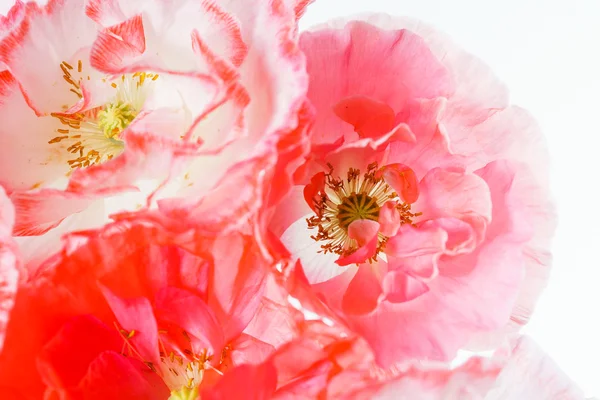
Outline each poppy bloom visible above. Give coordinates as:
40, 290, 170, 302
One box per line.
0, 0, 311, 271
0, 201, 285, 399
273, 16, 555, 367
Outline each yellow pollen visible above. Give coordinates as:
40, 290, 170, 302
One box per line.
97, 101, 137, 139
168, 386, 199, 400
306, 163, 422, 262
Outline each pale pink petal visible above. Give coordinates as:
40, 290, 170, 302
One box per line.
385, 223, 447, 279
484, 336, 585, 400
414, 167, 492, 245
230, 334, 275, 366
300, 20, 453, 144
378, 201, 401, 237
470, 160, 553, 345
382, 270, 430, 304
387, 98, 459, 179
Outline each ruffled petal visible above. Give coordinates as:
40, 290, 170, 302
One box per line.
0, 187, 19, 353
300, 20, 453, 144
0, 71, 69, 192
0, 0, 98, 115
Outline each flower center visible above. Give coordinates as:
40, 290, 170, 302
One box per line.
306, 163, 421, 261
116, 326, 226, 397
97, 101, 137, 139
48, 61, 158, 169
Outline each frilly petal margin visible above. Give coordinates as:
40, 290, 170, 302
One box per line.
0, 187, 19, 353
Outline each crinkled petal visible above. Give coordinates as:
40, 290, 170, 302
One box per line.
0, 0, 98, 115
300, 20, 453, 144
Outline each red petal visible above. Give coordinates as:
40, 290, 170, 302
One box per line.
302, 172, 326, 213
341, 264, 382, 315
333, 96, 396, 139
79, 351, 169, 400
37, 315, 123, 390
201, 362, 277, 400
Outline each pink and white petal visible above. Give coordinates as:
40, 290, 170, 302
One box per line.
0, 1, 26, 37
281, 215, 348, 284
154, 286, 225, 354
0, 0, 98, 115
300, 20, 453, 144
13, 198, 105, 273
0, 71, 69, 192
99, 285, 160, 365
88, 0, 247, 71
471, 160, 554, 344
483, 336, 585, 400
78, 350, 170, 400
351, 356, 501, 399
10, 189, 97, 236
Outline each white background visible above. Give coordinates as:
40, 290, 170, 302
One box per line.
298, 0, 600, 396
1, 0, 599, 396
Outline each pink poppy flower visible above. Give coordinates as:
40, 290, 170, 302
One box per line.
0, 0, 311, 271
273, 16, 555, 367
0, 206, 289, 399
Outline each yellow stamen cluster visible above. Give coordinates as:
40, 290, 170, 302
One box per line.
115, 324, 227, 397
48, 61, 159, 169
306, 162, 422, 262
